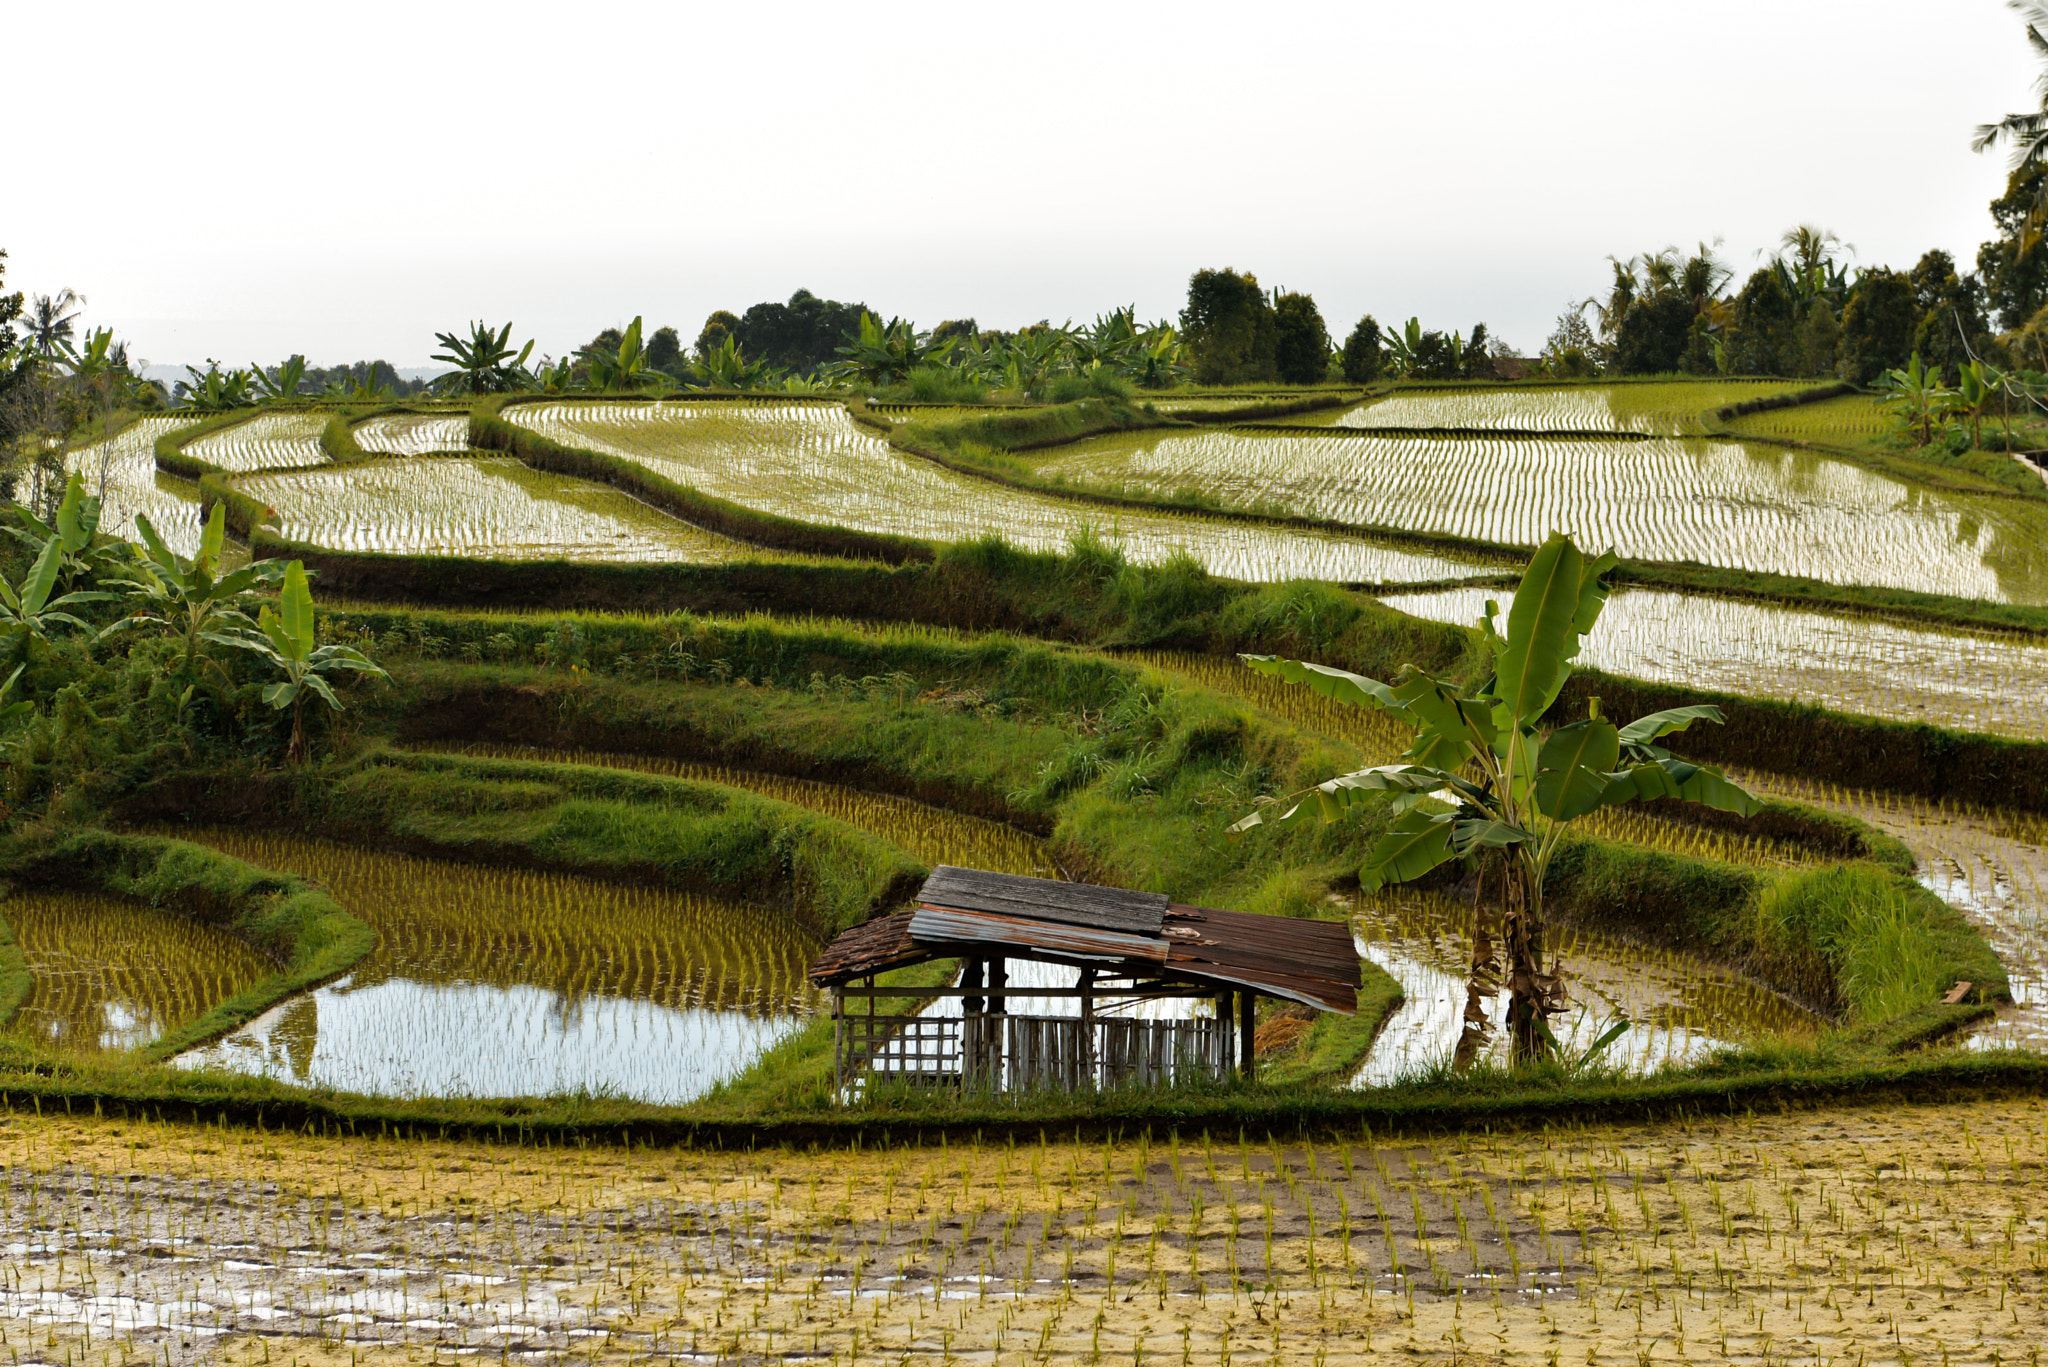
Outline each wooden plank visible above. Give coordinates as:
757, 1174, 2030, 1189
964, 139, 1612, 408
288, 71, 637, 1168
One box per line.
908, 907, 1169, 965
920, 866, 1166, 934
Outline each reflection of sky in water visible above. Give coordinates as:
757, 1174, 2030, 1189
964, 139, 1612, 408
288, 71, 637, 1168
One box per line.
175, 975, 805, 1104
1735, 772, 2048, 1056
1349, 902, 1817, 1087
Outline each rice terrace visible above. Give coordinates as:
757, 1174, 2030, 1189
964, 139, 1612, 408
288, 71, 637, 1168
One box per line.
14, 10, 2048, 1365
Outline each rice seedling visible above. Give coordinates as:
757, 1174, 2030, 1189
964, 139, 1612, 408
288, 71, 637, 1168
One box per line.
1385, 584, 2048, 739
419, 742, 1058, 878
1285, 380, 1808, 435
234, 456, 785, 563
1034, 427, 2048, 601
184, 411, 332, 473
506, 398, 1507, 584
2, 888, 277, 1054
156, 828, 822, 1102
1347, 886, 1820, 1084
10, 1094, 2041, 1365
1721, 391, 1896, 445
1733, 773, 2048, 1053
349, 412, 475, 455
58, 414, 211, 555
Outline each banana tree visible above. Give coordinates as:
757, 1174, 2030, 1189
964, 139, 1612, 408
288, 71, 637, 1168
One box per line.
1878, 353, 1959, 446
1957, 360, 2000, 450
430, 321, 534, 396
829, 313, 950, 387
686, 335, 782, 391
0, 533, 117, 662
580, 316, 661, 393
7, 473, 116, 589
98, 504, 288, 680
252, 355, 307, 402
219, 561, 385, 764
1231, 533, 1761, 1060
174, 363, 259, 411
1382, 317, 1425, 377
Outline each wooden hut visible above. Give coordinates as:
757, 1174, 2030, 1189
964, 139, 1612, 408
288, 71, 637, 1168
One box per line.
810, 866, 1362, 1094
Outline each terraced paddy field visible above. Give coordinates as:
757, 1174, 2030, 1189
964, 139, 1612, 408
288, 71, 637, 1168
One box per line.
8, 1097, 2043, 1366
1720, 391, 1894, 445
507, 399, 1512, 585
419, 743, 1059, 878
1737, 776, 2048, 1055
235, 456, 774, 563
1, 888, 277, 1056
1035, 428, 2048, 601
349, 412, 473, 455
60, 414, 208, 553
1283, 380, 1807, 434
161, 830, 820, 1103
1384, 585, 2048, 738
183, 412, 330, 473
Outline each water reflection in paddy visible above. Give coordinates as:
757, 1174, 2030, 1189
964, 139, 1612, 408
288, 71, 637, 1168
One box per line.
159, 828, 820, 1104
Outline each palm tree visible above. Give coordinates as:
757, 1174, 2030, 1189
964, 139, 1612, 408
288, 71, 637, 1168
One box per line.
1975, 2, 2048, 228
1588, 258, 1640, 341
1678, 241, 1733, 317
20, 289, 85, 358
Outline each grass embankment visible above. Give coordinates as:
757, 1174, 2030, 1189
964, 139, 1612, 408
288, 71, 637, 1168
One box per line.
118, 749, 923, 941
0, 829, 373, 1064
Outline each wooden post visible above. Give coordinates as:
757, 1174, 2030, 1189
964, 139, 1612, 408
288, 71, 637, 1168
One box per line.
832, 985, 844, 1097
1238, 989, 1256, 1080
988, 957, 1007, 1013
1080, 968, 1097, 1089
1216, 989, 1233, 1077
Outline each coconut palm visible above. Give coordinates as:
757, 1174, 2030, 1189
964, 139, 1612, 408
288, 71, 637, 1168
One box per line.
19, 289, 85, 358
1975, 2, 2048, 237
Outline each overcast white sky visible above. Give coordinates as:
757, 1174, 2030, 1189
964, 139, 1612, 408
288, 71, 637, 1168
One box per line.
5, 1, 2042, 370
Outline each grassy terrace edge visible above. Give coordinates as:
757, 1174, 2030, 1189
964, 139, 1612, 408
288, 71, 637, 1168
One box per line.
0, 829, 375, 1064
3, 1052, 2040, 1148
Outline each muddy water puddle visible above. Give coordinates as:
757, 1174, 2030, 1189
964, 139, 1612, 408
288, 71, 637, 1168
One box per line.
1, 888, 277, 1055
5, 1097, 2044, 1366
152, 829, 819, 1103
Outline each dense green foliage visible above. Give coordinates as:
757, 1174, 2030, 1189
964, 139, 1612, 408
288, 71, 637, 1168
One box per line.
1271, 291, 1331, 385
1180, 269, 1278, 385
1340, 315, 1384, 382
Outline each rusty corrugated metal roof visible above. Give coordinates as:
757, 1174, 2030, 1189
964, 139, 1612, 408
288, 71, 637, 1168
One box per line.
810, 871, 1361, 1015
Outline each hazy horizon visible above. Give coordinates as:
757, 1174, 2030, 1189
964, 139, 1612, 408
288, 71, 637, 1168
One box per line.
8, 1, 2039, 372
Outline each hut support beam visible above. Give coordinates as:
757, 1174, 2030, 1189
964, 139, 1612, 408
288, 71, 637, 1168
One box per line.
1238, 989, 1256, 1080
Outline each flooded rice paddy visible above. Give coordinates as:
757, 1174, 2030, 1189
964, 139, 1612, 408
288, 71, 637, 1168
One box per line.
60, 415, 210, 555
348, 412, 474, 455
1384, 585, 2048, 739
1737, 775, 2048, 1054
233, 457, 770, 563
184, 412, 331, 473
1, 888, 277, 1055
1721, 391, 1895, 445
506, 398, 1511, 584
1284, 380, 1805, 435
1347, 888, 1819, 1084
1035, 428, 2048, 602
160, 829, 820, 1103
7, 1097, 2042, 1366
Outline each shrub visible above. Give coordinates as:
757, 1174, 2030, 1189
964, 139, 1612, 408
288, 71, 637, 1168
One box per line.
1044, 369, 1133, 403
1838, 268, 1916, 384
